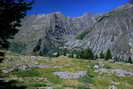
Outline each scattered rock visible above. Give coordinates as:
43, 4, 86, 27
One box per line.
95, 68, 133, 77
53, 71, 87, 79
37, 87, 53, 89
94, 65, 99, 69
53, 66, 63, 68
33, 65, 51, 68
2, 70, 9, 74
37, 77, 48, 81
45, 87, 53, 89
108, 85, 117, 89
111, 81, 119, 85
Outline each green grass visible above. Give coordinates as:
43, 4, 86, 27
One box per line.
2, 55, 133, 89
79, 74, 95, 83
78, 87, 90, 89
40, 71, 63, 84
28, 81, 47, 87
13, 69, 41, 77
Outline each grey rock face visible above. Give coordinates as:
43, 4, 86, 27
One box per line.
67, 3, 133, 60
10, 2, 133, 60
10, 12, 95, 55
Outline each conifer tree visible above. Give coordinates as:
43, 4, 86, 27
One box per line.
128, 56, 132, 64
95, 54, 98, 60
0, 0, 32, 48
100, 51, 105, 59
105, 49, 112, 60
80, 48, 94, 60
0, 1, 32, 88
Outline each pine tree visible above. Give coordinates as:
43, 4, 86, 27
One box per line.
100, 51, 105, 59
95, 54, 98, 60
105, 49, 112, 60
0, 0, 32, 49
128, 56, 132, 64
80, 48, 94, 60
63, 49, 67, 56
113, 56, 119, 62
68, 53, 74, 58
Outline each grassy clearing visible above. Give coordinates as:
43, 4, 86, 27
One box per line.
2, 56, 133, 89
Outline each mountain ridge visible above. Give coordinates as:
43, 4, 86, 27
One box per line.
10, 11, 95, 55
10, 2, 133, 60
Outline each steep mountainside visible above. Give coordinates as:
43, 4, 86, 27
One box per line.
67, 2, 133, 60
10, 12, 95, 55
10, 2, 133, 60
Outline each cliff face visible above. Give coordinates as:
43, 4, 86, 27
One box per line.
67, 3, 133, 59
10, 12, 95, 55
10, 2, 133, 59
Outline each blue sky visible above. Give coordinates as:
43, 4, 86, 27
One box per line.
28, 0, 129, 17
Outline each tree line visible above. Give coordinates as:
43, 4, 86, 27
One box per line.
55, 47, 133, 64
